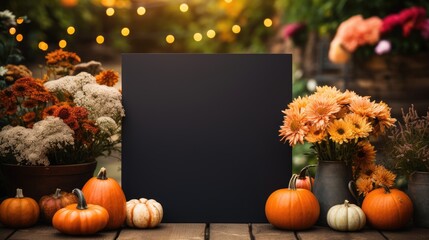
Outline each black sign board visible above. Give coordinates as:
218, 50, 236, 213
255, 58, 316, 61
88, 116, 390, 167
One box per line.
122, 54, 292, 222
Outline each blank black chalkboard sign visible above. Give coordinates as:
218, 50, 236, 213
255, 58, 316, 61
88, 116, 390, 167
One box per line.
122, 54, 292, 223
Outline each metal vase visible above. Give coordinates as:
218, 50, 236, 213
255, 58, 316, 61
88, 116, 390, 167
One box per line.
313, 160, 356, 226
408, 171, 429, 228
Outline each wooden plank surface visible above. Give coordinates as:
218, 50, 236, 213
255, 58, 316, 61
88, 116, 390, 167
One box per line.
209, 224, 249, 240
381, 227, 429, 240
8, 225, 118, 240
117, 223, 205, 240
296, 226, 385, 240
0, 226, 15, 240
251, 224, 296, 240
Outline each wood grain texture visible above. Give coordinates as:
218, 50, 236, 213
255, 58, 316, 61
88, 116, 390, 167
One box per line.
381, 227, 429, 240
8, 225, 118, 240
117, 223, 205, 240
209, 224, 250, 240
296, 226, 385, 240
251, 224, 297, 240
0, 225, 15, 240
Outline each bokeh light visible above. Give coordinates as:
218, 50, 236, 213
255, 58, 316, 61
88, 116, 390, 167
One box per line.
166, 34, 175, 44
193, 33, 202, 41
16, 34, 23, 42
206, 29, 216, 38
9, 27, 16, 35
264, 18, 273, 27
38, 41, 48, 51
180, 3, 189, 12
137, 6, 146, 15
121, 27, 130, 36
59, 39, 67, 48
106, 8, 115, 16
67, 26, 75, 35
96, 35, 105, 44
232, 25, 241, 34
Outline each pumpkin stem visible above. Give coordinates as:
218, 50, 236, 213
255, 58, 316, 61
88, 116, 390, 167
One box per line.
344, 199, 349, 207
72, 188, 88, 210
15, 188, 24, 198
381, 184, 391, 194
288, 174, 298, 190
298, 164, 317, 179
53, 188, 62, 198
96, 167, 108, 180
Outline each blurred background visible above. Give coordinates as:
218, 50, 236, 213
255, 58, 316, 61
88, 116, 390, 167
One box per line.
1, 0, 429, 181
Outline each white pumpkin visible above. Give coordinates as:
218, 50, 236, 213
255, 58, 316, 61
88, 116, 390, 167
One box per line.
126, 198, 163, 228
327, 200, 366, 231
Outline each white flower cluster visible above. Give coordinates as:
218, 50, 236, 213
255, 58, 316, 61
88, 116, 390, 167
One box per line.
74, 83, 125, 121
0, 117, 74, 166
96, 116, 118, 135
0, 10, 16, 27
44, 72, 96, 96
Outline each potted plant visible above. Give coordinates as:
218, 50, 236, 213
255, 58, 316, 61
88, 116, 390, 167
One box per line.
382, 105, 429, 227
0, 46, 124, 201
279, 85, 397, 226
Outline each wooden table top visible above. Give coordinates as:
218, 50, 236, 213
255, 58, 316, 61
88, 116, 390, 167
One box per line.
1, 223, 428, 240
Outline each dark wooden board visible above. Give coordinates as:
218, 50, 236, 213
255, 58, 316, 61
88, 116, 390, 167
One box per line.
118, 224, 205, 240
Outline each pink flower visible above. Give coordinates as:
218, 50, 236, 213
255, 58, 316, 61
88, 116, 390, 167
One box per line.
381, 15, 402, 34
399, 6, 427, 37
420, 19, 429, 39
282, 23, 305, 39
375, 40, 391, 55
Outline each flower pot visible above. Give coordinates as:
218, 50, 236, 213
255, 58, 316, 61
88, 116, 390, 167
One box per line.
408, 171, 429, 228
312, 160, 355, 226
0, 161, 96, 201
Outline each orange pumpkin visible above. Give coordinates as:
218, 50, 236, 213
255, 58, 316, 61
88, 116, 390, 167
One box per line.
39, 188, 78, 223
265, 175, 320, 230
82, 167, 126, 230
362, 187, 413, 230
295, 164, 316, 191
53, 188, 109, 235
0, 188, 40, 228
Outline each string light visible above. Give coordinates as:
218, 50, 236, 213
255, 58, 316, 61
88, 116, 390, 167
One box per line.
9, 27, 16, 35
179, 3, 189, 12
16, 34, 23, 42
121, 27, 130, 36
67, 26, 75, 35
106, 8, 115, 16
38, 41, 48, 51
166, 34, 175, 44
59, 39, 67, 48
232, 24, 241, 34
206, 29, 216, 38
193, 33, 202, 41
96, 35, 105, 44
264, 18, 273, 27
16, 17, 24, 24
137, 6, 146, 15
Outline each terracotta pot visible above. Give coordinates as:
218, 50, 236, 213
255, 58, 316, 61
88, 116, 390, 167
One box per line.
0, 161, 96, 201
408, 171, 429, 228
312, 160, 356, 226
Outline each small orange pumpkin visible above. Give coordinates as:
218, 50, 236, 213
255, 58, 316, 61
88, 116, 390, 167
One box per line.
39, 188, 78, 223
265, 175, 320, 230
295, 164, 316, 191
82, 167, 126, 230
362, 186, 413, 230
52, 188, 109, 235
0, 188, 40, 228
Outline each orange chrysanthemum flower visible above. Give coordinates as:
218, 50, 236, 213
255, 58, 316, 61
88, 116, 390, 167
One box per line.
82, 120, 99, 135
345, 113, 372, 138
305, 125, 326, 143
42, 105, 58, 119
45, 49, 81, 67
287, 96, 309, 113
356, 175, 374, 196
372, 102, 396, 135
53, 105, 75, 124
279, 108, 309, 146
71, 106, 89, 120
327, 119, 354, 144
22, 111, 36, 123
305, 96, 341, 129
349, 96, 377, 118
353, 141, 376, 171
22, 99, 38, 109
372, 165, 396, 188
95, 70, 119, 87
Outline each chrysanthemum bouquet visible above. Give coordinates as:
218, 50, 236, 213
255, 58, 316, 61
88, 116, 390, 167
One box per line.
279, 86, 397, 196
0, 49, 124, 166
